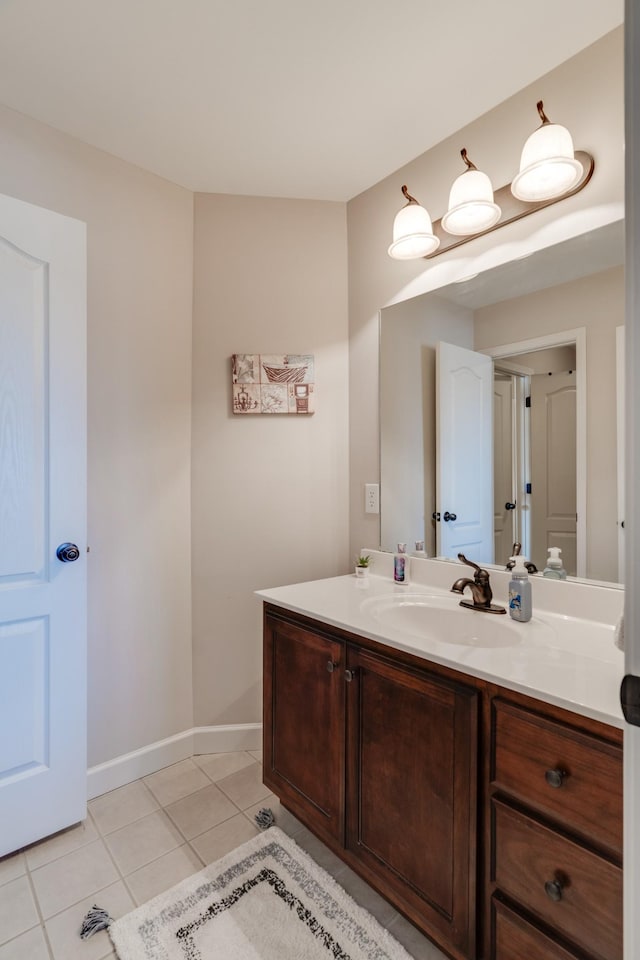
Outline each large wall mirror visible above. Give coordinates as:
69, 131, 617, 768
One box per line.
380, 219, 625, 585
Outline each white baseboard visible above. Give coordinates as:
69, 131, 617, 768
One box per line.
87, 723, 263, 800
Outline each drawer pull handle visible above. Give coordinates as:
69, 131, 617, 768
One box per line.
544, 878, 565, 902
545, 768, 567, 788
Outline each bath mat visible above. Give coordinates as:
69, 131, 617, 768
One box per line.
108, 825, 413, 960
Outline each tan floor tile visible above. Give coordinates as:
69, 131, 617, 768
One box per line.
387, 914, 448, 959
0, 926, 50, 960
189, 813, 259, 865
143, 759, 210, 807
335, 866, 399, 928
30, 840, 119, 919
125, 844, 203, 905
103, 810, 183, 876
164, 784, 237, 840
249, 749, 263, 763
292, 827, 348, 878
89, 781, 159, 835
243, 794, 305, 837
0, 877, 38, 946
25, 818, 98, 870
0, 854, 25, 887
216, 761, 270, 810
45, 880, 133, 960
193, 751, 255, 782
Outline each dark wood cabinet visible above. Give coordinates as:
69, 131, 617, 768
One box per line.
263, 603, 623, 960
488, 697, 623, 960
345, 646, 478, 958
263, 612, 345, 845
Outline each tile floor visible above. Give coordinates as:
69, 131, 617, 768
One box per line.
0, 750, 446, 960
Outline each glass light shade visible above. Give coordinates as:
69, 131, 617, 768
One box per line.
441, 168, 501, 237
388, 202, 440, 260
511, 122, 583, 202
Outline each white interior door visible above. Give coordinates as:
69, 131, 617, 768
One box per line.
529, 370, 577, 575
616, 325, 625, 583
436, 341, 493, 561
0, 192, 87, 856
493, 375, 515, 565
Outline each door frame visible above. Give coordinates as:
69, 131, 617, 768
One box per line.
624, 2, 640, 955
481, 327, 587, 578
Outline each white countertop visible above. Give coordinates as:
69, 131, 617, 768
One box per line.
257, 556, 625, 728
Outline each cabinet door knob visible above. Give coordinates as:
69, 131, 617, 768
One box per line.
544, 878, 565, 902
545, 768, 567, 789
327, 660, 336, 673
345, 669, 356, 682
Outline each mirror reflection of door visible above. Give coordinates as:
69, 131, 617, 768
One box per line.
494, 345, 577, 575
493, 374, 516, 564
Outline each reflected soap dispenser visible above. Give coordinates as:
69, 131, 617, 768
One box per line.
394, 543, 409, 584
412, 540, 427, 559
543, 547, 567, 580
508, 556, 532, 622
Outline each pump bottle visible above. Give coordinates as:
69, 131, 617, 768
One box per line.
543, 546, 567, 579
508, 556, 532, 622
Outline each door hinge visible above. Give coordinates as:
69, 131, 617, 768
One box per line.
525, 483, 532, 494
525, 396, 531, 408
621, 675, 640, 727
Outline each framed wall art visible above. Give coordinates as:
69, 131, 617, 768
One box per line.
231, 354, 315, 415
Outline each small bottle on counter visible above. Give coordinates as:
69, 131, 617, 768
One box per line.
543, 546, 567, 579
412, 540, 427, 559
394, 543, 409, 584
508, 556, 532, 622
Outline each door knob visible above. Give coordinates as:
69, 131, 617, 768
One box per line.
443, 511, 457, 522
56, 542, 80, 563
432, 511, 441, 521
505, 502, 516, 510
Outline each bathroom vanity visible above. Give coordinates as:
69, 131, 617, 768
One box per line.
258, 557, 624, 960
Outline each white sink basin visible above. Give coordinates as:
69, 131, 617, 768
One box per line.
360, 592, 532, 648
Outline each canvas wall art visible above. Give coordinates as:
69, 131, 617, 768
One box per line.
231, 354, 315, 415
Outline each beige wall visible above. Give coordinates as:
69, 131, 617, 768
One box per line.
191, 194, 349, 727
347, 28, 624, 562
0, 104, 195, 765
475, 266, 623, 582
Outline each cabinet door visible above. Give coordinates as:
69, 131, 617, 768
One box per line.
345, 647, 478, 959
263, 613, 345, 844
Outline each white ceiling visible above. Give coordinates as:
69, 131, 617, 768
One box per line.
0, 1, 623, 201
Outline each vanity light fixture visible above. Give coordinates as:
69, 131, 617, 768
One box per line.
441, 149, 501, 237
387, 185, 440, 260
388, 100, 593, 261
511, 101, 583, 202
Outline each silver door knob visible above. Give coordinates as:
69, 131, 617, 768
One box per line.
56, 542, 80, 563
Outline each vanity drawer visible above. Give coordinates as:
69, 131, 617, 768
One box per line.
493, 898, 584, 960
492, 699, 622, 857
493, 798, 622, 960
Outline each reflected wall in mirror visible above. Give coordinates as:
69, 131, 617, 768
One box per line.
380, 220, 625, 584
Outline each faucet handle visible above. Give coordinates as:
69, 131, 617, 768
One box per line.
457, 553, 489, 581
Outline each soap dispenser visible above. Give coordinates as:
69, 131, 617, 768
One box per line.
412, 540, 427, 559
508, 556, 532, 622
543, 547, 567, 580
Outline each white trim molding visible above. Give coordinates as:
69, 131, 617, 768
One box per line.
87, 724, 263, 800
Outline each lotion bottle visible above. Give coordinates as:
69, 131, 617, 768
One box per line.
394, 543, 409, 584
543, 546, 567, 579
508, 556, 532, 622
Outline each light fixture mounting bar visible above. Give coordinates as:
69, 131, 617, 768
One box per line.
423, 149, 594, 259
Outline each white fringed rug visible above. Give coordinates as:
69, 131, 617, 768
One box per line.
109, 826, 413, 960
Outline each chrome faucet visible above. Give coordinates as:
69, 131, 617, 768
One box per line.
451, 554, 506, 614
